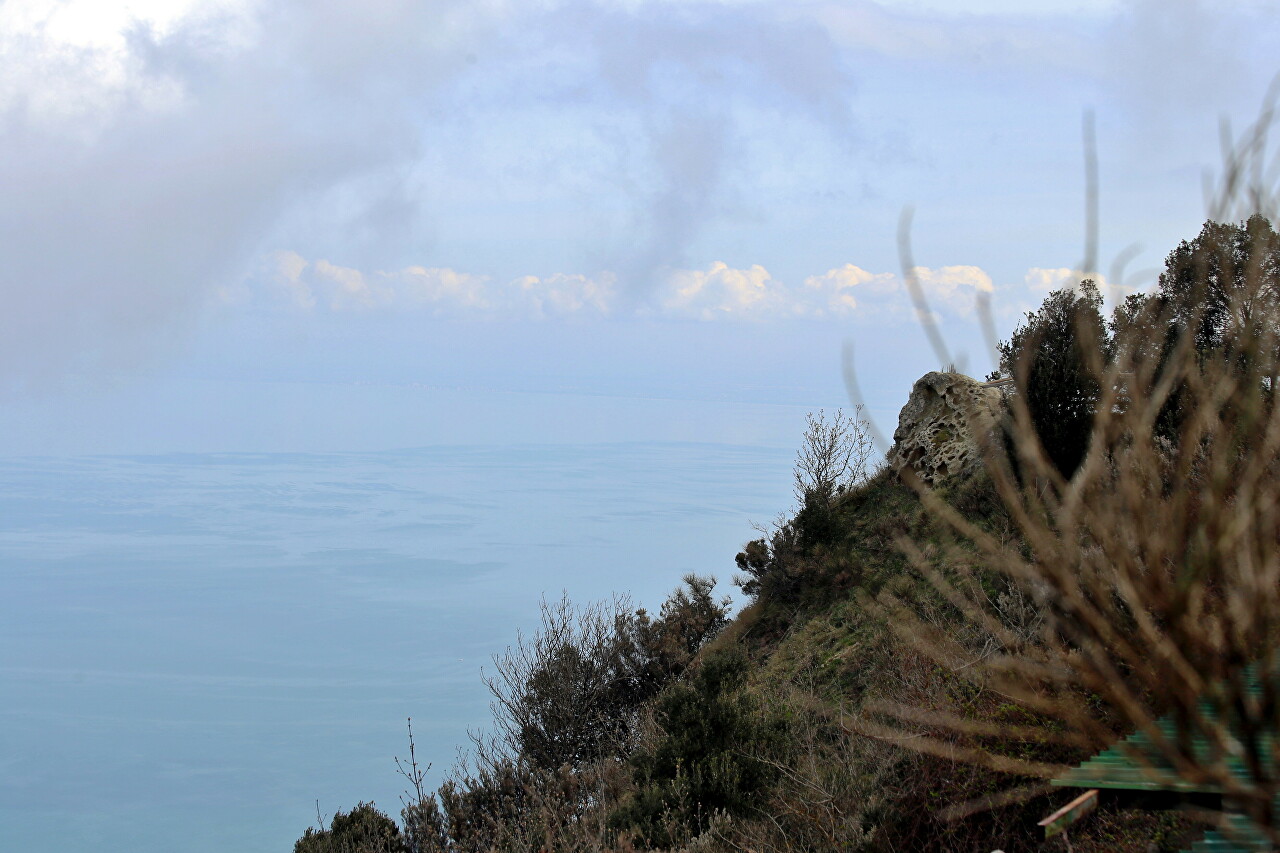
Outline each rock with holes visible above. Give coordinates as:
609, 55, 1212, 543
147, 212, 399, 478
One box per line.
888, 372, 1004, 484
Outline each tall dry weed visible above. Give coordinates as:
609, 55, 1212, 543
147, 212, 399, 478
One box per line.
857, 87, 1280, 840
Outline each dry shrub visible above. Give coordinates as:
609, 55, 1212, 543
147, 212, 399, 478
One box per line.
710, 685, 882, 853
862, 90, 1280, 841
396, 577, 731, 853
432, 755, 633, 853
716, 663, 1058, 853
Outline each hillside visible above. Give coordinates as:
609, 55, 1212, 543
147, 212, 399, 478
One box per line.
294, 455, 1207, 852
296, 213, 1280, 853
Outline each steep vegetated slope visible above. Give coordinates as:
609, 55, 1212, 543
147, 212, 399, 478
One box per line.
296, 210, 1280, 852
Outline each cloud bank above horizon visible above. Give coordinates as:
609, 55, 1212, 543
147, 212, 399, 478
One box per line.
1, 0, 1276, 387
255, 251, 1122, 322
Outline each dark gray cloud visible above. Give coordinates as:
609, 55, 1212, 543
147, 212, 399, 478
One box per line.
1106, 0, 1278, 125
0, 0, 863, 390
3, 0, 1275, 392
549, 0, 856, 301
0, 0, 498, 390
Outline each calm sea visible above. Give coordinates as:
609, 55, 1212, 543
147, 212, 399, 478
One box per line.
0, 442, 793, 853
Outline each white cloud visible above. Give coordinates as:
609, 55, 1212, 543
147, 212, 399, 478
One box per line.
272, 256, 492, 313
802, 264, 899, 314
512, 273, 616, 319
273, 250, 315, 309
660, 262, 785, 319
0, 0, 504, 388
262, 253, 621, 318
1026, 266, 1080, 293
801, 263, 996, 318
251, 254, 1022, 323
0, 0, 254, 131
910, 265, 994, 315
1024, 267, 1129, 304
401, 267, 492, 311
255, 257, 785, 319
808, 1, 1099, 75
313, 260, 383, 309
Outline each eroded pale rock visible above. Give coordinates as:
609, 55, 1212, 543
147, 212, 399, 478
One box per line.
888, 372, 1004, 484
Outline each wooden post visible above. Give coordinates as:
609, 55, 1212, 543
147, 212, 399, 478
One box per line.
1038, 789, 1099, 839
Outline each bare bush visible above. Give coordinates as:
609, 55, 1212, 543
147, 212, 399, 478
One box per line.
396, 578, 729, 853
431, 750, 632, 853
714, 684, 884, 853
793, 407, 875, 506
483, 577, 730, 776
485, 593, 639, 772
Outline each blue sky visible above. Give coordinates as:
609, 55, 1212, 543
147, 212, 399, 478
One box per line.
2, 0, 1277, 453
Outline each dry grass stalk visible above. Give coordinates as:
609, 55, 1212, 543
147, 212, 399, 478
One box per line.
859, 89, 1280, 839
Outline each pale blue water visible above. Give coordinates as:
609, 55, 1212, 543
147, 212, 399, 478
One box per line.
0, 442, 793, 853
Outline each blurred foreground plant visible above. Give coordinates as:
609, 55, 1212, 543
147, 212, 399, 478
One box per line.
863, 90, 1280, 841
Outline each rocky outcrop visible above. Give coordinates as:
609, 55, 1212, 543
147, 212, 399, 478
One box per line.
888, 372, 1004, 484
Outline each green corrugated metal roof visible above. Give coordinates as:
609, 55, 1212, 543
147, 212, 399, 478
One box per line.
1054, 664, 1277, 793
1051, 711, 1276, 793
1049, 665, 1278, 853
1183, 813, 1275, 852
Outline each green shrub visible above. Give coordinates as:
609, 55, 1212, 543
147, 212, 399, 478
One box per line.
294, 802, 406, 853
610, 648, 780, 848
484, 575, 730, 775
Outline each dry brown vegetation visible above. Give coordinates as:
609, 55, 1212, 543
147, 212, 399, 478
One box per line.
863, 93, 1280, 848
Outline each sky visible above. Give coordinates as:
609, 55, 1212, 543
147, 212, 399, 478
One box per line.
1, 0, 1279, 452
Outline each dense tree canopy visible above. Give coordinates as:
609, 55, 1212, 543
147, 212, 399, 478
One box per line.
990, 215, 1280, 476
1111, 214, 1280, 436
1157, 213, 1280, 358
997, 279, 1107, 478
